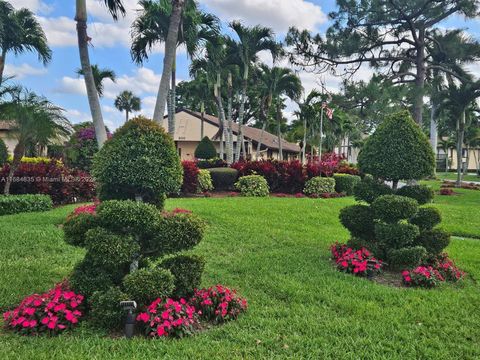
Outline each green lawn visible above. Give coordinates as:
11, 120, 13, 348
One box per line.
437, 172, 480, 183
1, 184, 479, 359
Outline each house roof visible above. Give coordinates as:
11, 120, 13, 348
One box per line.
174, 109, 301, 153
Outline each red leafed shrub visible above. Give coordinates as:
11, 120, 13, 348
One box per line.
164, 208, 193, 216
73, 203, 97, 216
402, 266, 444, 288
190, 285, 248, 323
181, 161, 200, 194
3, 283, 84, 335
318, 192, 347, 199
439, 188, 454, 196
0, 162, 95, 204
136, 298, 198, 338
336, 162, 360, 176
306, 153, 344, 178
330, 243, 383, 276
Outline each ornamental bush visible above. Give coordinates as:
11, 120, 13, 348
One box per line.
371, 195, 418, 223
63, 213, 98, 247
208, 168, 238, 191
70, 256, 116, 298
333, 174, 361, 195
92, 116, 182, 206
387, 246, 427, 268
303, 177, 335, 196
0, 138, 7, 166
353, 175, 393, 204
195, 137, 217, 160
197, 169, 214, 193
410, 207, 442, 231
158, 254, 205, 298
89, 287, 129, 330
339, 204, 375, 239
0, 194, 53, 216
375, 223, 420, 248
123, 268, 175, 305
181, 161, 199, 194
357, 111, 435, 186
235, 175, 270, 197
414, 229, 451, 255
396, 185, 434, 205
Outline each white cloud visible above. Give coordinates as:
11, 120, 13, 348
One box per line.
54, 76, 86, 95
4, 63, 47, 79
8, 0, 53, 14
203, 0, 326, 33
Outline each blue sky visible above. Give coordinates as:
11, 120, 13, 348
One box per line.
5, 0, 480, 130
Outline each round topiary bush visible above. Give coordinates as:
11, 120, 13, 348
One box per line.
333, 174, 361, 195
158, 254, 205, 298
122, 267, 174, 305
339, 204, 375, 239
396, 185, 434, 205
197, 169, 214, 193
70, 256, 116, 298
89, 287, 129, 330
410, 207, 442, 231
414, 229, 451, 255
303, 177, 336, 196
0, 138, 8, 166
353, 175, 393, 204
357, 111, 435, 188
63, 213, 98, 247
388, 246, 427, 268
375, 222, 420, 248
235, 175, 270, 197
92, 116, 182, 206
372, 195, 419, 223
195, 136, 217, 160
208, 167, 238, 191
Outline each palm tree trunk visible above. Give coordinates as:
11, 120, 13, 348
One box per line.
430, 100, 438, 175
256, 122, 267, 159
302, 115, 307, 164
125, 109, 129, 122
75, 0, 108, 148
276, 104, 283, 161
464, 143, 470, 176
200, 102, 205, 139
167, 55, 177, 136
4, 142, 24, 195
0, 50, 6, 86
153, 0, 184, 124
413, 30, 426, 125
227, 73, 234, 164
456, 111, 465, 187
236, 71, 249, 161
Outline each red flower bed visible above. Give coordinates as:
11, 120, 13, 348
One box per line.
181, 161, 200, 194
336, 162, 360, 175
190, 285, 248, 324
3, 283, 84, 335
402, 266, 444, 288
439, 188, 454, 196
433, 254, 465, 282
0, 162, 95, 204
330, 243, 383, 277
136, 298, 198, 338
72, 203, 97, 216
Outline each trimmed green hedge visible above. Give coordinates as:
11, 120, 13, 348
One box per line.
304, 177, 335, 196
0, 194, 53, 216
333, 174, 361, 195
208, 167, 238, 191
235, 175, 270, 197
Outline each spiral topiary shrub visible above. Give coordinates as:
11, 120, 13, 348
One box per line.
414, 229, 451, 255
92, 116, 182, 206
158, 254, 205, 298
339, 204, 375, 239
375, 223, 420, 248
387, 246, 427, 268
396, 185, 434, 205
353, 175, 393, 204
410, 207, 442, 231
303, 177, 335, 196
371, 195, 418, 223
89, 287, 129, 330
122, 268, 175, 305
333, 174, 361, 195
235, 175, 270, 197
63, 213, 98, 247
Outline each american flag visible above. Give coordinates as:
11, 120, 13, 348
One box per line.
322, 102, 334, 120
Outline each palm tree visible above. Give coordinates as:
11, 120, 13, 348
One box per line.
75, 0, 125, 148
131, 0, 219, 135
114, 90, 141, 122
76, 64, 116, 98
0, 90, 70, 195
0, 1, 51, 85
226, 21, 281, 160
294, 89, 322, 162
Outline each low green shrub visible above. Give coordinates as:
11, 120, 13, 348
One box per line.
333, 174, 361, 195
396, 185, 434, 205
0, 139, 7, 166
415, 229, 451, 255
147, 212, 206, 257
85, 228, 139, 271
89, 287, 129, 330
375, 223, 420, 248
372, 195, 418, 223
122, 268, 174, 305
347, 237, 384, 257
235, 175, 270, 197
195, 136, 217, 160
63, 213, 98, 247
70, 256, 116, 298
303, 177, 335, 196
410, 207, 442, 231
353, 175, 393, 204
158, 254, 205, 298
339, 204, 375, 239
388, 246, 427, 268
0, 194, 52, 216
208, 168, 238, 190
197, 169, 214, 193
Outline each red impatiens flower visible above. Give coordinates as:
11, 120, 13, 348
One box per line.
330, 243, 383, 277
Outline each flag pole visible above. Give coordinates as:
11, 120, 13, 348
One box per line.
319, 104, 324, 166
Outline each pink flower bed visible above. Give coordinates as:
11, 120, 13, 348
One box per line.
402, 266, 444, 288
3, 283, 84, 335
330, 243, 383, 277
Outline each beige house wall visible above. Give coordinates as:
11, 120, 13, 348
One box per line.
441, 148, 480, 171
0, 131, 17, 154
